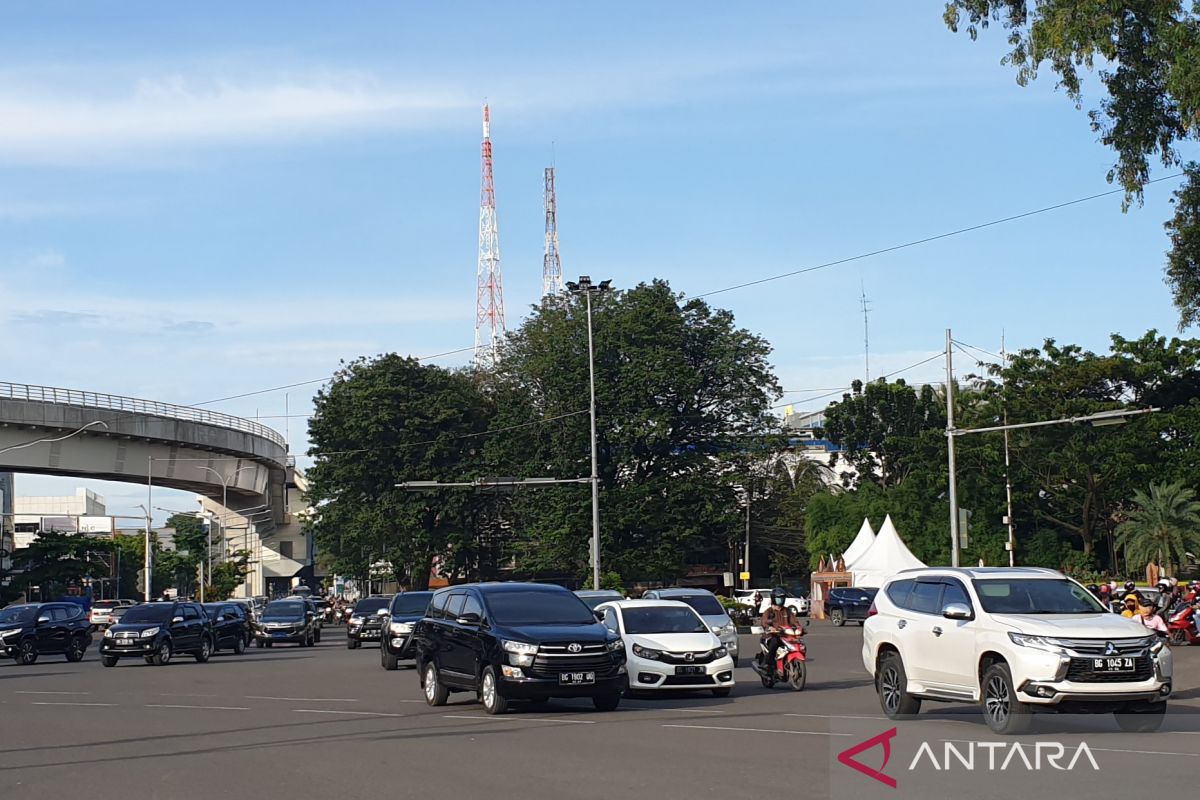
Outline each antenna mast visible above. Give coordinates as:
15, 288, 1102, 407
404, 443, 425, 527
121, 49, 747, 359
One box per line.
860, 281, 871, 383
542, 166, 564, 298
475, 103, 506, 366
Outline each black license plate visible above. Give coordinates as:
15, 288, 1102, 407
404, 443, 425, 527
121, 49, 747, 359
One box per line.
1092, 657, 1135, 672
361, 632, 379, 639
559, 671, 595, 685
675, 665, 705, 675
272, 631, 288, 637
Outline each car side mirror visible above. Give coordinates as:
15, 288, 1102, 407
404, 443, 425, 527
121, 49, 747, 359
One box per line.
456, 612, 481, 626
594, 610, 606, 622
942, 603, 973, 621
172, 616, 184, 625
36, 615, 50, 625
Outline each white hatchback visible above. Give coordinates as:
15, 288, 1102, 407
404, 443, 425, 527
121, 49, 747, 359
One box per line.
596, 600, 735, 696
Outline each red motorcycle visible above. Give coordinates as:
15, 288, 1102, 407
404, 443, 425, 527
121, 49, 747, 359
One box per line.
1168, 604, 1200, 645
751, 626, 807, 690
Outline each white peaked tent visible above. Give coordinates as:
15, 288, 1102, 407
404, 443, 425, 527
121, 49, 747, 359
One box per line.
841, 518, 876, 569
850, 514, 927, 588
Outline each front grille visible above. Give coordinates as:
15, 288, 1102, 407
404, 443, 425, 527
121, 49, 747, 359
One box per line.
663, 674, 716, 686
528, 653, 617, 679
1066, 656, 1153, 683
540, 642, 606, 654
1055, 637, 1149, 656
659, 650, 718, 665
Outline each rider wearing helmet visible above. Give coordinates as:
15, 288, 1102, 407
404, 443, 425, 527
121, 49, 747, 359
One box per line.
758, 588, 802, 672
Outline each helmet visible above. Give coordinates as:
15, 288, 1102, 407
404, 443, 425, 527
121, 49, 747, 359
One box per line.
1157, 579, 1171, 590
770, 587, 787, 606
1087, 584, 1100, 593
1124, 580, 1137, 593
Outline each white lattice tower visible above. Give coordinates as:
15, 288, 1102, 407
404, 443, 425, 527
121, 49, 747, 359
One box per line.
542, 167, 563, 298
475, 103, 506, 366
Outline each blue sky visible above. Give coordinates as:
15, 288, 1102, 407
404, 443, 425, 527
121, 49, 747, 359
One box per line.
1, 2, 1187, 521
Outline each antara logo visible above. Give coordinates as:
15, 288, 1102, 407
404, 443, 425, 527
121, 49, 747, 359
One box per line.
837, 729, 1100, 788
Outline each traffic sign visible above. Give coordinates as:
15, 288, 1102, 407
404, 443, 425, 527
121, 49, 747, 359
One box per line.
738, 571, 750, 581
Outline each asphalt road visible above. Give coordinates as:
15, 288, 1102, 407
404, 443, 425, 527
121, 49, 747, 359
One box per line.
1, 622, 1199, 799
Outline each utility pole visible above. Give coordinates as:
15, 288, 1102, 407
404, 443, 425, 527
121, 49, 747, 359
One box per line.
861, 282, 871, 383
1001, 331, 1016, 567
945, 329, 960, 568
145, 457, 153, 599
743, 485, 751, 591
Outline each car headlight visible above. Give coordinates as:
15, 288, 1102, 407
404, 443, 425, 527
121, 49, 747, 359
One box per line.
140, 627, 159, 638
1008, 632, 1069, 654
0, 629, 20, 640
389, 621, 413, 636
103, 628, 114, 638
715, 646, 728, 658
503, 639, 538, 667
349, 616, 363, 625
606, 638, 624, 652
1151, 637, 1166, 656
632, 643, 662, 661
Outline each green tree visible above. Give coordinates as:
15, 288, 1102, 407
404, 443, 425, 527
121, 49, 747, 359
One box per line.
942, 1, 1200, 326
486, 280, 782, 582
205, 551, 250, 601
1115, 480, 1200, 574
165, 513, 207, 564
306, 354, 492, 589
9, 531, 113, 600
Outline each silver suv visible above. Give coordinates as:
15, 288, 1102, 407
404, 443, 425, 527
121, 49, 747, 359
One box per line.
862, 567, 1172, 734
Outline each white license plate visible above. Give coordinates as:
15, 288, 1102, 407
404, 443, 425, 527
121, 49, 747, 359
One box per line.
1092, 657, 1135, 672
559, 671, 595, 685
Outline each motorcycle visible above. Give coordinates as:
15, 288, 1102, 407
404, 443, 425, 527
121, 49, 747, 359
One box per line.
750, 626, 807, 691
1168, 604, 1200, 646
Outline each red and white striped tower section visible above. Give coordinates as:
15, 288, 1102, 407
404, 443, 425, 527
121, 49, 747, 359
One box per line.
474, 103, 506, 366
542, 166, 563, 298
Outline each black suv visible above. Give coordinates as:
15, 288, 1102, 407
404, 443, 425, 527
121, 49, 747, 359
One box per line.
412, 583, 626, 715
346, 596, 390, 649
100, 601, 215, 666
254, 598, 318, 647
380, 591, 433, 670
203, 603, 251, 654
824, 587, 878, 626
0, 602, 94, 665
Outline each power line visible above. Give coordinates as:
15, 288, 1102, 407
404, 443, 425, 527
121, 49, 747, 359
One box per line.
698, 173, 1183, 298
953, 339, 1006, 362
771, 352, 948, 410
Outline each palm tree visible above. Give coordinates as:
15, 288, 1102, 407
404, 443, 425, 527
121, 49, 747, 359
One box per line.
1115, 481, 1200, 575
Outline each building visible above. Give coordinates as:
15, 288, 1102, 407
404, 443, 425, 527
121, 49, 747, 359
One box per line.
13, 487, 113, 548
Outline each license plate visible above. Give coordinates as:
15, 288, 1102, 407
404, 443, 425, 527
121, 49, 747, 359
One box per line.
675, 665, 705, 675
362, 632, 379, 639
1092, 657, 1135, 672
559, 671, 595, 685
272, 631, 287, 637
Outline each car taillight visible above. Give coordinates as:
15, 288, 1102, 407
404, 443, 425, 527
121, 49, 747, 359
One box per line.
867, 601, 878, 617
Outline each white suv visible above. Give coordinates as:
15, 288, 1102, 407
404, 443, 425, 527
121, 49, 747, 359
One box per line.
863, 567, 1172, 734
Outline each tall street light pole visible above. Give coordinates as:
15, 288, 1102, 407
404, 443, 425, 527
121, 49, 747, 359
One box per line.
567, 276, 612, 591
945, 329, 960, 567
199, 465, 255, 575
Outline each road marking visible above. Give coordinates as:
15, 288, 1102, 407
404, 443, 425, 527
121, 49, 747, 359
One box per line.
442, 714, 596, 725
663, 724, 851, 737
146, 704, 250, 711
785, 713, 890, 721
292, 709, 405, 717
676, 709, 726, 714
158, 693, 220, 698
32, 702, 117, 707
17, 691, 90, 695
247, 696, 359, 702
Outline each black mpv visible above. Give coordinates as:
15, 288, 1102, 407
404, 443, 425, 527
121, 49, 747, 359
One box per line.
0, 603, 93, 665
100, 602, 215, 666
412, 583, 627, 715
380, 591, 433, 670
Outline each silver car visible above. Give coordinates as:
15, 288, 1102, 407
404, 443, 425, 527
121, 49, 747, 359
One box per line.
640, 588, 739, 666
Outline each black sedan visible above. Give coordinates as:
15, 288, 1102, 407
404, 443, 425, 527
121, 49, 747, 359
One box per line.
203, 603, 250, 654
0, 603, 93, 665
379, 591, 433, 670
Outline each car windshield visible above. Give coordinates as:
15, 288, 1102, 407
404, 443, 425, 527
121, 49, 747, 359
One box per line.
0, 606, 38, 624
487, 591, 595, 625
622, 606, 707, 634
120, 605, 174, 624
973, 578, 1107, 614
353, 598, 389, 614
577, 592, 622, 610
393, 594, 432, 615
93, 601, 119, 609
264, 601, 305, 616
202, 604, 230, 617
667, 594, 725, 616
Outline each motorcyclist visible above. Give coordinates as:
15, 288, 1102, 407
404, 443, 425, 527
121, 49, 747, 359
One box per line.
758, 588, 803, 673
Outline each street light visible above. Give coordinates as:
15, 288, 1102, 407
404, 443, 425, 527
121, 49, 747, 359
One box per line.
199, 465, 256, 574
135, 504, 152, 600
566, 276, 612, 591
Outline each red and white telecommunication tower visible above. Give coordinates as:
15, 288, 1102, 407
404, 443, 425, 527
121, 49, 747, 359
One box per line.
475, 103, 506, 366
542, 167, 563, 298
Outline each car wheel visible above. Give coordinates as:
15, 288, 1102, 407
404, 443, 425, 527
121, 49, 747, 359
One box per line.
831, 609, 845, 627
152, 641, 173, 666
233, 637, 245, 655
381, 647, 399, 671
16, 640, 37, 665
101, 655, 119, 668
423, 662, 449, 707
194, 637, 212, 663
480, 667, 508, 715
787, 660, 807, 691
265, 640, 273, 648
592, 691, 621, 712
1115, 701, 1167, 733
65, 636, 86, 663
878, 652, 920, 720
314, 630, 321, 643
255, 639, 264, 648
347, 638, 359, 650
981, 662, 1032, 735
711, 687, 732, 698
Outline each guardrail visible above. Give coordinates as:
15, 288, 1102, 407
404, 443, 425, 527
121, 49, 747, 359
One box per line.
0, 381, 287, 448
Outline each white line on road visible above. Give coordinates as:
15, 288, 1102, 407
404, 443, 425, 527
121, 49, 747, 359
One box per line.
31, 702, 117, 707
247, 696, 360, 702
676, 709, 726, 714
17, 691, 91, 695
158, 693, 220, 698
663, 724, 851, 737
145, 704, 250, 711
785, 713, 890, 721
442, 714, 596, 725
292, 709, 405, 717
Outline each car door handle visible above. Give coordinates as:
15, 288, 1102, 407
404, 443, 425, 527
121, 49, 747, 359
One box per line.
897, 620, 907, 629
932, 627, 943, 637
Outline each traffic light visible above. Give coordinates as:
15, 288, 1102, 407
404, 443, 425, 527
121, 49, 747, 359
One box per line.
136, 569, 145, 590
958, 508, 973, 550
